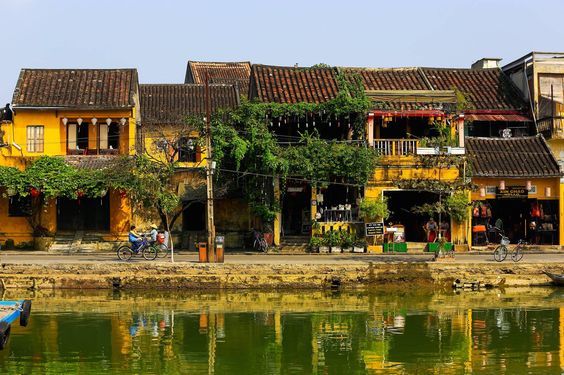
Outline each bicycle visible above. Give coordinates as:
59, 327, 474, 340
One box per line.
252, 230, 268, 253
117, 237, 158, 261
493, 230, 525, 262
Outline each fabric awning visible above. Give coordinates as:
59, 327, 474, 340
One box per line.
465, 113, 531, 122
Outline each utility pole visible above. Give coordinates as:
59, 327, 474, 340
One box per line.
205, 73, 216, 262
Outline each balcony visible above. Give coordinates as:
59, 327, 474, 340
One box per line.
374, 139, 418, 156
538, 116, 564, 139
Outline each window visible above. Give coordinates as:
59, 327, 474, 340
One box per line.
8, 195, 31, 217
27, 125, 44, 152
178, 137, 198, 162
486, 186, 496, 195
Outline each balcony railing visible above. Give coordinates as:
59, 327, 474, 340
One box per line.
538, 116, 564, 138
374, 139, 418, 156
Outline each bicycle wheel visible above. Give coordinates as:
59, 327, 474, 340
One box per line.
511, 247, 524, 262
493, 245, 507, 262
117, 245, 133, 261
143, 245, 158, 260
155, 243, 169, 258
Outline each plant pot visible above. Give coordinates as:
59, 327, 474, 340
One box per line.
353, 246, 365, 253
330, 246, 342, 253
319, 246, 330, 253
342, 247, 353, 253
263, 232, 273, 246
35, 236, 54, 251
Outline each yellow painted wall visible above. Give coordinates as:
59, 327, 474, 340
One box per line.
143, 127, 207, 169
0, 196, 56, 246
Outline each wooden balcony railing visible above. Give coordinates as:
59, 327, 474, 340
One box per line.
373, 139, 418, 156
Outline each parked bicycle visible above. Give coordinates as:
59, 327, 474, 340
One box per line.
492, 228, 525, 262
252, 229, 268, 253
117, 236, 158, 261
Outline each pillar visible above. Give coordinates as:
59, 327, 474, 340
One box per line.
367, 113, 375, 146
559, 181, 564, 247
273, 178, 281, 246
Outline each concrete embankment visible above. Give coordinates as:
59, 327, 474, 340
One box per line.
0, 261, 562, 290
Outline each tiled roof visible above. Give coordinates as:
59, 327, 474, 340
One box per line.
185, 61, 251, 95
65, 156, 120, 170
420, 68, 525, 111
140, 84, 239, 126
250, 65, 340, 104
12, 69, 138, 109
344, 67, 430, 91
466, 135, 560, 178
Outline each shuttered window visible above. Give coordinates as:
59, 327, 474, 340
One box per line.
26, 125, 44, 153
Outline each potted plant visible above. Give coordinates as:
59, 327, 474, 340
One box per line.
327, 231, 342, 253
319, 235, 330, 253
353, 237, 366, 253
341, 231, 354, 253
308, 236, 323, 253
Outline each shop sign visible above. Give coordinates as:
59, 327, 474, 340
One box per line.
365, 222, 384, 236
496, 186, 528, 199
287, 187, 303, 193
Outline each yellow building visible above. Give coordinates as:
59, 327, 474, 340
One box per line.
0, 68, 140, 247
138, 83, 245, 249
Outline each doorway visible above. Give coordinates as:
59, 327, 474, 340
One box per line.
282, 184, 311, 236
57, 196, 110, 232
384, 190, 444, 242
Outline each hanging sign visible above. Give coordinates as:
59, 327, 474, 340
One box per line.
365, 222, 384, 236
496, 186, 528, 199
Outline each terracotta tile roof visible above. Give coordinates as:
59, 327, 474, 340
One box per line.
466, 135, 560, 178
344, 67, 430, 91
140, 84, 239, 126
185, 61, 251, 95
250, 64, 340, 104
420, 68, 525, 111
65, 155, 120, 170
12, 68, 138, 109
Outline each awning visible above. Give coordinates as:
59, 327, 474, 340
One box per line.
465, 113, 531, 122
371, 109, 445, 117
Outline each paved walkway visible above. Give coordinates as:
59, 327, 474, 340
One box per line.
1, 251, 564, 265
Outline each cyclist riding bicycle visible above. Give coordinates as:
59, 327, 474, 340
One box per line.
129, 225, 143, 251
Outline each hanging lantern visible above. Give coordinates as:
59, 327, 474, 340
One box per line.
526, 180, 532, 191
119, 190, 127, 199
76, 190, 85, 199
106, 118, 112, 126
479, 187, 486, 197
91, 117, 98, 126
545, 187, 551, 197
77, 118, 83, 126
30, 187, 40, 198
120, 118, 127, 126
62, 117, 68, 126
499, 180, 505, 190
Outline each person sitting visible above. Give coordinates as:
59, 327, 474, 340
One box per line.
424, 218, 438, 242
149, 224, 158, 243
129, 225, 143, 250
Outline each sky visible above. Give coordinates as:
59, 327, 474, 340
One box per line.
1, 0, 563, 103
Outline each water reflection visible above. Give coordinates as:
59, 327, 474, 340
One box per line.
0, 288, 562, 374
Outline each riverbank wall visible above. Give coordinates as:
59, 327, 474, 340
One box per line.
0, 261, 562, 290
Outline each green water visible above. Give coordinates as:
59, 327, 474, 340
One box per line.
0, 288, 563, 374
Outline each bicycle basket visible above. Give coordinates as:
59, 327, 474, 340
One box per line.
500, 237, 510, 246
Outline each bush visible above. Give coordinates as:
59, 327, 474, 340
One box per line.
359, 197, 390, 221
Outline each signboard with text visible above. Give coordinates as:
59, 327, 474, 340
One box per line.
496, 186, 528, 199
365, 222, 384, 236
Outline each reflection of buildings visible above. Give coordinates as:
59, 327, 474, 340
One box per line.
1, 292, 563, 374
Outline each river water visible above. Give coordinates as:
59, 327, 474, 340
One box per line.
0, 287, 562, 374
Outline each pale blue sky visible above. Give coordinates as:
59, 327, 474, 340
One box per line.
1, 0, 562, 103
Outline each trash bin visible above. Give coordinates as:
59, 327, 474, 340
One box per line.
198, 242, 208, 263
215, 236, 225, 263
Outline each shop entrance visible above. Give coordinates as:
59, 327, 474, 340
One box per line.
473, 199, 559, 245
57, 196, 110, 232
384, 190, 446, 242
282, 184, 311, 236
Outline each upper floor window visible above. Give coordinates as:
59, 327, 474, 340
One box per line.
178, 137, 199, 163
27, 125, 44, 153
